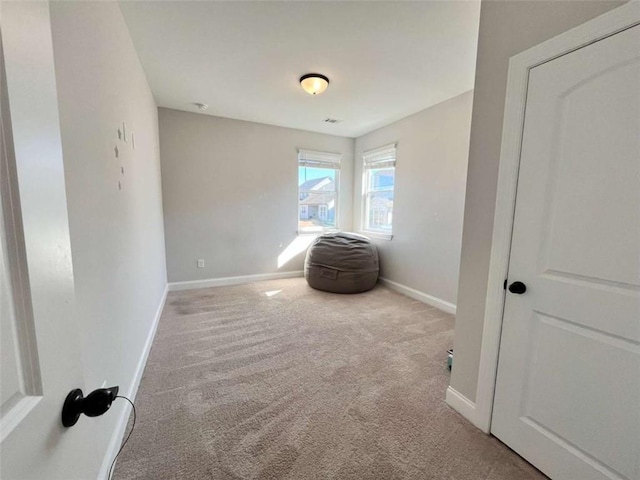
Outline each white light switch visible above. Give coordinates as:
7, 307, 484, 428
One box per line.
197, 259, 205, 269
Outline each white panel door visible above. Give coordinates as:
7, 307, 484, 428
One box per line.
492, 24, 640, 480
0, 3, 90, 479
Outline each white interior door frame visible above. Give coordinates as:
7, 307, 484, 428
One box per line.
471, 0, 640, 434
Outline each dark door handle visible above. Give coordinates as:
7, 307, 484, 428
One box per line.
508, 281, 527, 294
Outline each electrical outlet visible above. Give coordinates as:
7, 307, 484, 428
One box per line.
197, 259, 205, 269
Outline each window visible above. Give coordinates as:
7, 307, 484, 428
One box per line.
298, 149, 341, 233
362, 144, 396, 236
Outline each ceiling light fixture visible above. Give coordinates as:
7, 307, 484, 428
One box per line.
300, 73, 329, 95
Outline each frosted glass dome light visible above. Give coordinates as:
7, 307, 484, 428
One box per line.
300, 74, 329, 95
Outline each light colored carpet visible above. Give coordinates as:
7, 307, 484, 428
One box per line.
114, 278, 546, 480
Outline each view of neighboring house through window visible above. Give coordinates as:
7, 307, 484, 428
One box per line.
362, 143, 396, 235
298, 149, 341, 233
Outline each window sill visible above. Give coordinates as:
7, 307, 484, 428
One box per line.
359, 231, 393, 241
297, 229, 338, 237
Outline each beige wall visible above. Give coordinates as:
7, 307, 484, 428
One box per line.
450, 0, 626, 402
50, 2, 167, 476
354, 91, 473, 305
159, 108, 354, 283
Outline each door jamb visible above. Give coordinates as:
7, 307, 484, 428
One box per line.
472, 1, 640, 434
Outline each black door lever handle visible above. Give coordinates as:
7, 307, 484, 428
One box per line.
508, 281, 527, 294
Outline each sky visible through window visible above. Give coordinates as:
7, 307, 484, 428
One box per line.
298, 167, 336, 186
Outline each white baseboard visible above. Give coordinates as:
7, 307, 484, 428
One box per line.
98, 284, 168, 480
446, 386, 478, 426
168, 270, 304, 292
378, 277, 456, 315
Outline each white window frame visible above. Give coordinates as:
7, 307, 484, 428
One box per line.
361, 143, 396, 239
298, 149, 341, 234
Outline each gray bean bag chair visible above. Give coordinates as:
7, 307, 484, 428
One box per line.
305, 232, 379, 293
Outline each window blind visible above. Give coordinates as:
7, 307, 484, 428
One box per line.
363, 143, 396, 168
298, 149, 341, 169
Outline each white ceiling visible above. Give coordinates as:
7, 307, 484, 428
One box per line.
119, 1, 480, 138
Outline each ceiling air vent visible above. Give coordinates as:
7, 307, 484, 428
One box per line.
323, 118, 341, 124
